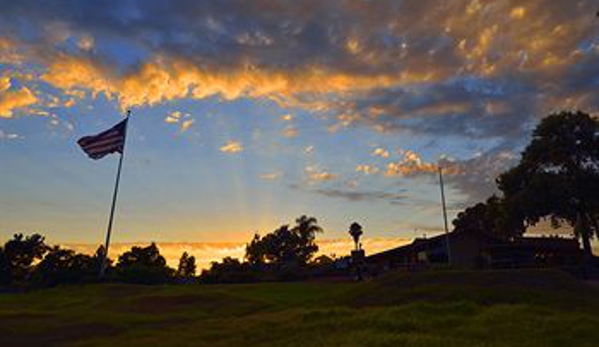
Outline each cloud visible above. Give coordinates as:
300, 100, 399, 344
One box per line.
282, 125, 298, 138
384, 149, 441, 177
165, 111, 183, 124
303, 146, 315, 154
371, 147, 390, 158
180, 118, 194, 132
1, 0, 595, 128
0, 129, 20, 140
380, 145, 520, 206
356, 164, 379, 175
0, 0, 596, 144
165, 111, 194, 132
0, 76, 37, 118
220, 140, 243, 153
291, 184, 407, 205
280, 114, 294, 121
441, 146, 520, 205
304, 166, 337, 183
259, 171, 282, 180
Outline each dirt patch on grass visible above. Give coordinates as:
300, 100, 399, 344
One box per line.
0, 321, 123, 347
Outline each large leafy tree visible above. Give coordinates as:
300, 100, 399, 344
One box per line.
246, 215, 323, 266
176, 252, 197, 279
0, 233, 48, 286
497, 111, 599, 258
452, 195, 524, 240
115, 243, 174, 284
32, 246, 98, 287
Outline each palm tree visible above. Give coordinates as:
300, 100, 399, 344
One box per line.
349, 222, 363, 251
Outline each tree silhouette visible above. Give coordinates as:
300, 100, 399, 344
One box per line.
176, 252, 197, 279
115, 243, 174, 284
0, 233, 48, 286
497, 111, 599, 258
246, 215, 323, 266
349, 222, 363, 250
452, 195, 523, 240
32, 246, 97, 287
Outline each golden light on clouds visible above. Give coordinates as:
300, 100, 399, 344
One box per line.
0, 76, 37, 118
510, 7, 526, 20
305, 166, 338, 183
259, 171, 282, 180
371, 147, 390, 158
220, 140, 244, 153
164, 111, 194, 132
356, 164, 379, 175
385, 149, 440, 177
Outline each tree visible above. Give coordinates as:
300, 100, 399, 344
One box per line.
0, 233, 48, 286
31, 246, 97, 287
245, 215, 323, 266
176, 252, 196, 279
199, 257, 257, 284
115, 243, 174, 284
349, 222, 363, 250
452, 195, 523, 240
497, 111, 599, 258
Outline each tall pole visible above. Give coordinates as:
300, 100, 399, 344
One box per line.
438, 166, 452, 265
99, 110, 130, 279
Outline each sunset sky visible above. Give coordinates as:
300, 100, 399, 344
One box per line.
1, 1, 598, 264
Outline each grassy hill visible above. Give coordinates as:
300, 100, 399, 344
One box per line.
1, 269, 598, 347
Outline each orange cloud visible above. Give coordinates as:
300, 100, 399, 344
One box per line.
259, 171, 282, 180
165, 111, 194, 132
180, 118, 194, 132
356, 164, 379, 175
220, 140, 243, 153
0, 76, 37, 118
38, 54, 416, 111
371, 147, 390, 158
305, 166, 338, 182
385, 149, 441, 177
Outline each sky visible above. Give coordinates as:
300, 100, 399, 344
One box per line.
1, 0, 598, 264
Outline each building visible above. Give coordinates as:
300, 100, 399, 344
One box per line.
366, 230, 582, 270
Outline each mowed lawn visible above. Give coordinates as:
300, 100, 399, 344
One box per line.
1, 270, 599, 347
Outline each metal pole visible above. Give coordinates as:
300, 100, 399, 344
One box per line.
99, 110, 130, 279
438, 166, 452, 265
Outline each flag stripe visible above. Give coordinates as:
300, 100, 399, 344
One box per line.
81, 136, 125, 151
86, 143, 123, 155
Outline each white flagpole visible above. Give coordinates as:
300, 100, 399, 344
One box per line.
438, 166, 452, 265
99, 110, 130, 279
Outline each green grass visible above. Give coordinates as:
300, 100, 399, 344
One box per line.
1, 269, 598, 347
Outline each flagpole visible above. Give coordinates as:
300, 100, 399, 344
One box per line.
99, 110, 130, 279
438, 165, 452, 266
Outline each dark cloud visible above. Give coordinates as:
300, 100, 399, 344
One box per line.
289, 183, 408, 205
443, 146, 521, 206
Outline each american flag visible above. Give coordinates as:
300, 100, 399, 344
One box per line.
77, 118, 128, 160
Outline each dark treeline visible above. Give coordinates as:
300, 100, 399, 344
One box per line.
0, 215, 333, 289
0, 234, 199, 288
